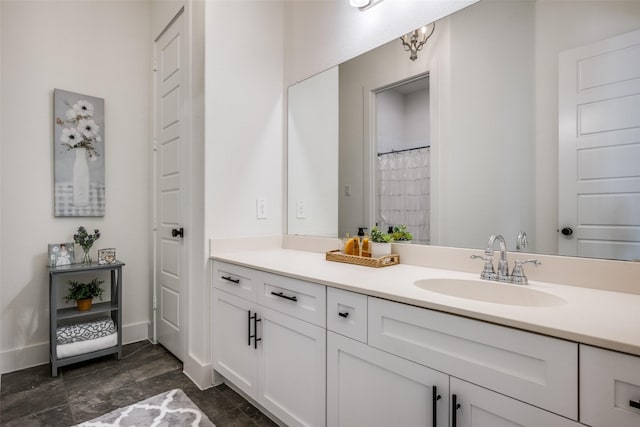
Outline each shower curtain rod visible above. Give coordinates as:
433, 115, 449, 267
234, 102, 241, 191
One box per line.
377, 145, 430, 156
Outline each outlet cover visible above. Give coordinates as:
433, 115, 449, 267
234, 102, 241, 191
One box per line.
296, 200, 306, 219
256, 198, 268, 219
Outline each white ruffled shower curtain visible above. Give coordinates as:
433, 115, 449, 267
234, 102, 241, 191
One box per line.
377, 147, 430, 244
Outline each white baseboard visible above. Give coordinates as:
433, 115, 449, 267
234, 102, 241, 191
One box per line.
0, 321, 150, 374
0, 341, 49, 375
122, 321, 150, 345
183, 352, 213, 390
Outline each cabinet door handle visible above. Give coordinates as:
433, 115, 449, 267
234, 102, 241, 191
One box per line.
432, 386, 441, 427
222, 276, 240, 284
271, 291, 298, 302
338, 311, 349, 318
451, 394, 461, 427
247, 310, 252, 346
248, 311, 262, 349
630, 400, 640, 410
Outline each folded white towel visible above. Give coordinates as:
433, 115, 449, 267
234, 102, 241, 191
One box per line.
57, 332, 117, 359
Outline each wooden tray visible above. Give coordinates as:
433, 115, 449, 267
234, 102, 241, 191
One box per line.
325, 250, 399, 268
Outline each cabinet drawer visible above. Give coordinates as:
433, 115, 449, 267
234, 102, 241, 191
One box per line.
212, 261, 259, 302
327, 287, 367, 343
258, 272, 326, 327
368, 297, 578, 419
580, 345, 640, 427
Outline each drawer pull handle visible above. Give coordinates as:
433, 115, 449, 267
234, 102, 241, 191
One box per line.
630, 400, 640, 410
338, 312, 349, 318
221, 276, 240, 284
271, 291, 298, 302
432, 386, 441, 427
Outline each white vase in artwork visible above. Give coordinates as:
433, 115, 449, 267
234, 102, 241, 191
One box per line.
73, 148, 90, 207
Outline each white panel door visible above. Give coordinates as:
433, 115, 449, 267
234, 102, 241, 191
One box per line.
327, 331, 448, 427
154, 10, 186, 358
258, 306, 326, 427
559, 28, 640, 260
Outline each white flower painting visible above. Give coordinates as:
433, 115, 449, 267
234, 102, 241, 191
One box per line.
53, 89, 105, 217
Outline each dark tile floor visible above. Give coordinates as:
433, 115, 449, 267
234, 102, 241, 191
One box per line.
0, 341, 278, 427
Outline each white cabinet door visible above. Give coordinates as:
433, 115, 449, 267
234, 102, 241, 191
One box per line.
328, 332, 449, 427
451, 378, 582, 427
212, 289, 259, 399
258, 306, 326, 427
580, 345, 640, 427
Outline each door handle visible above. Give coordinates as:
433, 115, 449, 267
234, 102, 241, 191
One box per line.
560, 227, 573, 236
171, 227, 184, 238
451, 394, 461, 427
248, 310, 262, 349
432, 386, 441, 427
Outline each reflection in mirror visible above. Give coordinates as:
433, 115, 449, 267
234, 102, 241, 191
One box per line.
287, 0, 640, 261
375, 76, 430, 244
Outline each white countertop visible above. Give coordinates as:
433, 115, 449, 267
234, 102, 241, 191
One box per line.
211, 248, 640, 357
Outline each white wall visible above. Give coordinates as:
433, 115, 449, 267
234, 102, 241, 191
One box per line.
205, 1, 284, 242
0, 0, 151, 373
284, 0, 478, 85
377, 86, 430, 153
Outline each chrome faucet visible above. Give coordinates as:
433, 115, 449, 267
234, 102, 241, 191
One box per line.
486, 234, 509, 281
471, 234, 540, 285
516, 231, 528, 252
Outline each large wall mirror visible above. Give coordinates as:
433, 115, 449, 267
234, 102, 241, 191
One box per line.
287, 0, 640, 261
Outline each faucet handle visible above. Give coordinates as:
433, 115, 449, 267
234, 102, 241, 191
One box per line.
511, 259, 541, 285
471, 254, 496, 280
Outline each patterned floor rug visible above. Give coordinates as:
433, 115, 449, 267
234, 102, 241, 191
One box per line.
75, 388, 215, 426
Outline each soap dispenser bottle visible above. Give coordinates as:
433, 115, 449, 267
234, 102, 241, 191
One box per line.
357, 227, 368, 257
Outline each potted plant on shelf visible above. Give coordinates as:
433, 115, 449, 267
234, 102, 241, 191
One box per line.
65, 278, 104, 311
370, 226, 393, 258
391, 225, 413, 243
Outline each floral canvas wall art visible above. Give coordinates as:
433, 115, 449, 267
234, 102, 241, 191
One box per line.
53, 89, 105, 216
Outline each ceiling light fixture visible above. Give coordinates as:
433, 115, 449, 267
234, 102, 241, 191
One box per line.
400, 23, 436, 61
350, 0, 371, 7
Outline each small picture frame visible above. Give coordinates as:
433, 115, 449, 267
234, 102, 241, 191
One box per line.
98, 248, 116, 265
48, 243, 75, 267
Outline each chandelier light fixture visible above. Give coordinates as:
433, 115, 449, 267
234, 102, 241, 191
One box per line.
400, 23, 436, 61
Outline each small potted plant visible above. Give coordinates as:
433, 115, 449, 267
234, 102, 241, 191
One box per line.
370, 226, 393, 258
65, 278, 104, 311
74, 226, 100, 264
391, 225, 413, 243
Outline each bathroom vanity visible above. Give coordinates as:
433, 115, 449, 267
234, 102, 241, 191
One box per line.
211, 248, 640, 427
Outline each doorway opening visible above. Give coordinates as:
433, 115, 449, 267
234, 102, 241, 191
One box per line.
374, 75, 430, 244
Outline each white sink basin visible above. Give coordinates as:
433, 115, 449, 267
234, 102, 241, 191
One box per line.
414, 278, 567, 307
